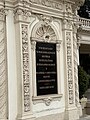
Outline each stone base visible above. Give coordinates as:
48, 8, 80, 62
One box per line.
17, 114, 35, 120
77, 104, 83, 117
85, 102, 90, 115
64, 107, 79, 120
35, 112, 65, 120
0, 119, 8, 120
16, 108, 81, 120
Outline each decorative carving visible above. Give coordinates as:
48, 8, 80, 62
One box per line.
37, 15, 53, 26
32, 94, 63, 105
0, 8, 6, 21
56, 44, 61, 52
65, 3, 72, 14
76, 33, 81, 48
35, 24, 56, 42
14, 8, 31, 22
31, 41, 36, 51
63, 19, 72, 30
22, 24, 30, 112
66, 32, 74, 104
0, 21, 7, 118
43, 98, 52, 106
29, 0, 63, 10
73, 25, 80, 106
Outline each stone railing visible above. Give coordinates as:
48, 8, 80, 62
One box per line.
79, 17, 90, 28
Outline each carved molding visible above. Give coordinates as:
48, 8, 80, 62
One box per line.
14, 8, 31, 23
63, 19, 73, 30
32, 94, 63, 106
36, 14, 53, 26
0, 8, 6, 21
76, 33, 81, 48
29, 0, 63, 10
22, 24, 30, 112
66, 32, 74, 104
35, 24, 57, 42
31, 41, 36, 51
65, 3, 72, 15
0, 20, 8, 119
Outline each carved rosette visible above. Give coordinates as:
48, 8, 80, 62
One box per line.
22, 24, 30, 112
66, 32, 74, 104
0, 10, 8, 119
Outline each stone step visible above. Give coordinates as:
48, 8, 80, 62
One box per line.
79, 115, 90, 120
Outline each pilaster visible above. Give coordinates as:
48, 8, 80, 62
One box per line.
14, 2, 35, 120
0, 4, 8, 120
62, 2, 79, 119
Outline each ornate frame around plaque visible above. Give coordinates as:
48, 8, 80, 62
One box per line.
30, 16, 62, 105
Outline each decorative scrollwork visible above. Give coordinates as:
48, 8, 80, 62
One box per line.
66, 32, 74, 104
14, 8, 31, 23
29, 0, 63, 10
22, 24, 30, 112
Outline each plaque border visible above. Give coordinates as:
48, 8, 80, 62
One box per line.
31, 38, 62, 105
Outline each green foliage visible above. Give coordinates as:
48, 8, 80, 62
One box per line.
78, 66, 90, 99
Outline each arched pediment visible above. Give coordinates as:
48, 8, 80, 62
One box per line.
31, 21, 58, 42
35, 24, 56, 41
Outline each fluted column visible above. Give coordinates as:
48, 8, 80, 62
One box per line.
0, 8, 8, 120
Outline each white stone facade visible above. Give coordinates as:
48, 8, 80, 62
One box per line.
0, 0, 85, 120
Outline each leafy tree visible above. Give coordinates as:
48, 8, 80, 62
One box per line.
78, 0, 90, 19
78, 66, 90, 99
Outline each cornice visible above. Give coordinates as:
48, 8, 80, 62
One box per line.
78, 28, 90, 35
29, 0, 63, 11
1, 0, 85, 23
0, 0, 85, 8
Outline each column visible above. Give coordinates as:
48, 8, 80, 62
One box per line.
6, 9, 17, 120
14, 3, 35, 120
73, 22, 82, 116
0, 7, 8, 120
63, 2, 78, 120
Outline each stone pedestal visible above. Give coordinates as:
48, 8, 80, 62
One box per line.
84, 89, 90, 115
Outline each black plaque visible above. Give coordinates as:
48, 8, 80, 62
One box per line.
36, 42, 57, 96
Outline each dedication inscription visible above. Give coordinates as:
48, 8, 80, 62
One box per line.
36, 42, 57, 96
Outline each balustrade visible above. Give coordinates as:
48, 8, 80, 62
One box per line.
79, 18, 90, 27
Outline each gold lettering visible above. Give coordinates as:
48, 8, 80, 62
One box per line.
39, 59, 53, 62
40, 86, 54, 89
39, 47, 53, 50
36, 72, 56, 74
38, 79, 55, 83
36, 51, 55, 54
43, 76, 50, 78
42, 55, 50, 58
37, 63, 55, 66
